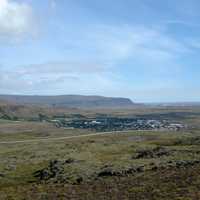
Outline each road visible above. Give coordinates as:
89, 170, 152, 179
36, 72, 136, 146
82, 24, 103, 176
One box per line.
0, 130, 141, 144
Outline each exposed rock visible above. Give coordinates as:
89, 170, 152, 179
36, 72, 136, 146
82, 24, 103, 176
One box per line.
65, 158, 75, 164
33, 158, 83, 184
75, 177, 83, 184
34, 160, 64, 181
97, 166, 144, 178
174, 160, 200, 168
133, 146, 170, 159
150, 160, 200, 171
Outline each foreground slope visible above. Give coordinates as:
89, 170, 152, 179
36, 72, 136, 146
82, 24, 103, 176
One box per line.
1, 107, 200, 199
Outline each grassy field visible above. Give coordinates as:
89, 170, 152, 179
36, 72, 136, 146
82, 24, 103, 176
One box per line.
0, 107, 200, 199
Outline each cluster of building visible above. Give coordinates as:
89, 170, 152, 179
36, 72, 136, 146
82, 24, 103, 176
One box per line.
53, 117, 185, 132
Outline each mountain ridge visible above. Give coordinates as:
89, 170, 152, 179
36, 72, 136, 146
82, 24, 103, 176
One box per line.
0, 94, 135, 108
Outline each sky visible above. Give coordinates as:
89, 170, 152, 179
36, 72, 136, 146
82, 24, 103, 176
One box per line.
1, 0, 200, 102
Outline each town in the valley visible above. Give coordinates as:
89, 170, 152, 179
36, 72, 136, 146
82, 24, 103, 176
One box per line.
52, 117, 186, 132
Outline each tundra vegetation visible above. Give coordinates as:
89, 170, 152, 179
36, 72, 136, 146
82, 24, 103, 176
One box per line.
0, 106, 200, 199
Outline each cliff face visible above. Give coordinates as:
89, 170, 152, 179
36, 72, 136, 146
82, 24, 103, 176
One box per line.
0, 95, 134, 108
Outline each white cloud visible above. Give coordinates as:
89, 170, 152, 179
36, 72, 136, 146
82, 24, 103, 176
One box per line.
164, 20, 200, 28
19, 61, 111, 75
125, 87, 200, 103
50, 0, 56, 9
0, 66, 121, 96
68, 24, 189, 66
0, 60, 119, 95
0, 0, 36, 41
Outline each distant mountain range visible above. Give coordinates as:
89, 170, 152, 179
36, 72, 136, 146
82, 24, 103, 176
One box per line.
146, 102, 200, 107
0, 95, 135, 108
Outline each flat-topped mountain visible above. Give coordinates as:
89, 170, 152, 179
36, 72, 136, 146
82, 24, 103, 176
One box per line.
0, 95, 134, 108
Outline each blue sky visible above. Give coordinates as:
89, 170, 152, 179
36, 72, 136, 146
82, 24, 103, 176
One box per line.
1, 0, 200, 102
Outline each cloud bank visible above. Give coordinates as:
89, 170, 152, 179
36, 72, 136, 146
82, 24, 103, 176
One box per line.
0, 0, 36, 41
